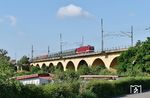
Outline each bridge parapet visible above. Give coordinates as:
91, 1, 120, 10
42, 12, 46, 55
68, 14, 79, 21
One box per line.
31, 48, 128, 63
30, 48, 128, 71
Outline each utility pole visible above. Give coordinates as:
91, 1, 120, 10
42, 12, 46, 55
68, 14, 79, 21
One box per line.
81, 36, 84, 46
120, 26, 134, 47
101, 18, 104, 52
31, 45, 34, 61
14, 53, 17, 65
131, 26, 133, 47
48, 46, 50, 55
60, 33, 62, 56
15, 53, 17, 60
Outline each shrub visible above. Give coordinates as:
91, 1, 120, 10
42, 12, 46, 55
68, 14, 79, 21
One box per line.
42, 82, 79, 98
0, 82, 44, 98
20, 84, 43, 98
68, 81, 80, 94
0, 83, 20, 98
54, 70, 79, 82
86, 80, 115, 98
92, 65, 106, 75
77, 66, 92, 75
1, 77, 150, 98
86, 77, 150, 98
117, 37, 150, 76
79, 90, 96, 98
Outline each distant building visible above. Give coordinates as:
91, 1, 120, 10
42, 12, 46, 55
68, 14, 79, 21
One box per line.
16, 74, 53, 85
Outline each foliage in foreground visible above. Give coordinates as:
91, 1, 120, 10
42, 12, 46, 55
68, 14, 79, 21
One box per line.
117, 37, 150, 76
86, 77, 150, 98
43, 82, 80, 98
0, 49, 14, 83
1, 77, 150, 98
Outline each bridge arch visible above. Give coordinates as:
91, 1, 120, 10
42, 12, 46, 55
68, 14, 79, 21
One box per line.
48, 63, 55, 73
49, 63, 54, 67
66, 61, 75, 71
36, 64, 40, 67
41, 63, 47, 71
92, 58, 105, 68
77, 60, 88, 69
110, 57, 118, 67
56, 62, 64, 71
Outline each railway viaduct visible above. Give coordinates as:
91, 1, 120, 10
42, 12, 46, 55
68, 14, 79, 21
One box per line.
30, 49, 127, 71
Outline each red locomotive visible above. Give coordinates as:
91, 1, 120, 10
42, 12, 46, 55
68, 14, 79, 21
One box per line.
76, 45, 94, 54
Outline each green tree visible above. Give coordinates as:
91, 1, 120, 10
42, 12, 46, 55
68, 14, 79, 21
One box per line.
0, 49, 10, 61
92, 65, 106, 74
54, 70, 79, 82
30, 66, 43, 74
117, 37, 150, 76
0, 49, 13, 83
17, 55, 30, 71
77, 65, 93, 75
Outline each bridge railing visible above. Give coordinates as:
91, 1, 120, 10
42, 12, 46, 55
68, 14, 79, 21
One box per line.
31, 46, 129, 62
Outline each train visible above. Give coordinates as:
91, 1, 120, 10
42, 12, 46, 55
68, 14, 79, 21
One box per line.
33, 45, 94, 60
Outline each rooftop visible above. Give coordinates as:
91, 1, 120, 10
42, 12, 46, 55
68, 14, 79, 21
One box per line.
16, 73, 52, 80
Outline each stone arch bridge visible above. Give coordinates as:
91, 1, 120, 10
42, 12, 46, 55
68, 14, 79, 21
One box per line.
30, 49, 127, 71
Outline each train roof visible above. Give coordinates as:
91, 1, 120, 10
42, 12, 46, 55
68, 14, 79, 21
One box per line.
78, 45, 94, 48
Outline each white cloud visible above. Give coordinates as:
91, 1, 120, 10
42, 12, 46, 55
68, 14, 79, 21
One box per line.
6, 15, 17, 26
57, 4, 92, 18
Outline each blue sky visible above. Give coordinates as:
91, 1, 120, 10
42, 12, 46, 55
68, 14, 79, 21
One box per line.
0, 0, 150, 59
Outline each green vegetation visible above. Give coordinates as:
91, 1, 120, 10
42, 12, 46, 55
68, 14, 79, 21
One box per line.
43, 82, 80, 98
54, 70, 79, 82
0, 77, 150, 98
117, 37, 150, 76
0, 49, 14, 84
0, 83, 44, 98
79, 90, 96, 98
0, 37, 150, 98
86, 77, 150, 98
17, 55, 30, 71
77, 65, 115, 75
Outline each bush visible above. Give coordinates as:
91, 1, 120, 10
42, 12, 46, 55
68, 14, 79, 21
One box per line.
79, 90, 96, 98
20, 84, 43, 98
54, 70, 79, 82
92, 65, 106, 75
0, 83, 20, 98
86, 77, 150, 98
98, 69, 115, 75
68, 81, 80, 95
1, 77, 150, 98
117, 37, 150, 76
43, 82, 80, 98
77, 66, 92, 75
0, 82, 44, 98
86, 80, 115, 98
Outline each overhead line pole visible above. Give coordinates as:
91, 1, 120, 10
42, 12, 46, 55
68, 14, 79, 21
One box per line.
60, 33, 62, 56
101, 18, 104, 52
48, 46, 50, 55
81, 36, 84, 46
31, 45, 34, 61
131, 26, 133, 47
